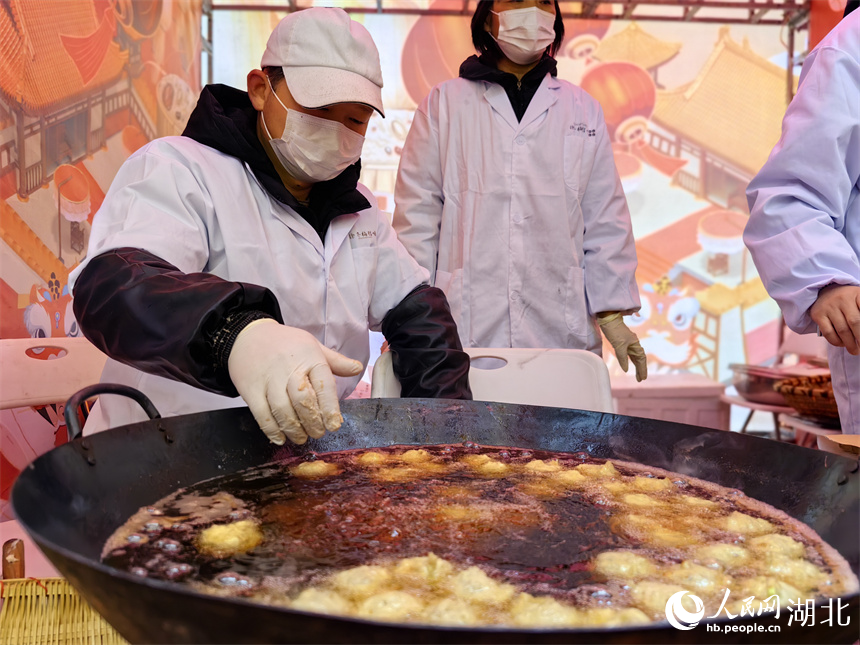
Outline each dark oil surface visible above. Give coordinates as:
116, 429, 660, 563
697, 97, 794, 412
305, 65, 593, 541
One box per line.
102, 445, 713, 599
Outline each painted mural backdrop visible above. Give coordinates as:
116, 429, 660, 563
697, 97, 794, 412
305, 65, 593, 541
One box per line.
0, 1, 807, 517
0, 0, 202, 519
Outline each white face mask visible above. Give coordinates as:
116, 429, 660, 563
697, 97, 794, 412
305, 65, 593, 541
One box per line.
261, 77, 365, 184
491, 7, 556, 65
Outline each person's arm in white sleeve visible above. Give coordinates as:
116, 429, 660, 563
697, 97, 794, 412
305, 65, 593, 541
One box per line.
392, 94, 445, 282
579, 107, 646, 380
745, 44, 860, 340
579, 107, 641, 317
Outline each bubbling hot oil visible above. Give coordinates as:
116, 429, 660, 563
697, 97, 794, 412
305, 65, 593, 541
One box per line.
101, 444, 856, 626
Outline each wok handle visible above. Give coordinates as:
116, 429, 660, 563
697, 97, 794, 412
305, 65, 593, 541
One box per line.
64, 384, 162, 441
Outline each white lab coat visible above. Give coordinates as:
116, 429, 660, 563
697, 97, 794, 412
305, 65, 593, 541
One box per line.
69, 137, 427, 434
393, 74, 640, 354
745, 10, 860, 434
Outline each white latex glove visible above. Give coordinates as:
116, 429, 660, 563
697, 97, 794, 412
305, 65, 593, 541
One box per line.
597, 312, 648, 382
227, 319, 364, 445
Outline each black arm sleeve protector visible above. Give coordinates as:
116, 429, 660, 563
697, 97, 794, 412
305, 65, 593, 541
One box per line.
381, 285, 472, 400
72, 247, 283, 397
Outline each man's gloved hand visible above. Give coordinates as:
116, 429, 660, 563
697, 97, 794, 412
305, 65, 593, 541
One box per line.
596, 312, 648, 382
227, 319, 364, 445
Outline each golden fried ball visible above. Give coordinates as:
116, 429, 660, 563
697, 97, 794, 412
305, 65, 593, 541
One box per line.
720, 511, 774, 536
291, 588, 352, 615
633, 476, 673, 492
399, 449, 432, 463
356, 591, 424, 621
290, 460, 339, 478
449, 567, 516, 606
594, 551, 657, 579
393, 553, 454, 587
356, 452, 388, 466
197, 520, 262, 558
330, 565, 392, 600
523, 459, 562, 473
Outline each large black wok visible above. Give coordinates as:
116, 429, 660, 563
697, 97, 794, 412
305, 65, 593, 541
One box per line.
11, 390, 860, 644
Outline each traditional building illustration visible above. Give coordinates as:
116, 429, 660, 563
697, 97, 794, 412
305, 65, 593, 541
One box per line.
648, 27, 789, 212
592, 21, 681, 88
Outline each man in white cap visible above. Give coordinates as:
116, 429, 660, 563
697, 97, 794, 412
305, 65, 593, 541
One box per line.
69, 8, 471, 444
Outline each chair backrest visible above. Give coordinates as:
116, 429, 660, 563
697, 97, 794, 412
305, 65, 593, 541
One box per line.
370, 347, 614, 413
777, 326, 829, 364
0, 337, 107, 410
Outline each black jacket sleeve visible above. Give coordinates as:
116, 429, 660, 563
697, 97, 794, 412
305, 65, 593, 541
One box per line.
72, 247, 282, 396
381, 285, 472, 399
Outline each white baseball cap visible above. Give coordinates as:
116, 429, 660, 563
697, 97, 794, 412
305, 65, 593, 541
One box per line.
261, 8, 385, 117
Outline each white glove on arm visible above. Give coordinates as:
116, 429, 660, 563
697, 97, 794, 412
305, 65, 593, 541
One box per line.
227, 319, 364, 445
596, 312, 648, 382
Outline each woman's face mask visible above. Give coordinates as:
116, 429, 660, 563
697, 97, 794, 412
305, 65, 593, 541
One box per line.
261, 77, 365, 184
491, 6, 556, 65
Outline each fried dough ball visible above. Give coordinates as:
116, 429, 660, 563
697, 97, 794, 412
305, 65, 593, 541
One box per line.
421, 598, 480, 626
600, 480, 630, 495
399, 449, 432, 463
594, 551, 657, 579
617, 515, 692, 548
461, 454, 492, 467
575, 461, 619, 479
510, 593, 582, 627
291, 588, 352, 615
629, 581, 690, 616
680, 495, 718, 509
393, 553, 454, 587
331, 565, 392, 600
475, 459, 510, 477
664, 562, 730, 595
196, 520, 262, 558
762, 557, 828, 591
748, 534, 805, 559
356, 590, 424, 621
519, 480, 565, 499
623, 493, 664, 508
553, 469, 587, 486
449, 567, 516, 606
290, 460, 339, 478
356, 451, 387, 467
633, 476, 673, 492
523, 459, 562, 473
695, 543, 750, 569
720, 511, 774, 536
737, 576, 807, 606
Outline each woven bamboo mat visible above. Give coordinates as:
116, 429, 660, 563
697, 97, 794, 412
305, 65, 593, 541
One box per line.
0, 578, 127, 645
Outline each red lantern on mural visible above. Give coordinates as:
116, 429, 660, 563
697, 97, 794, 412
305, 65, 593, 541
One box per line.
400, 3, 477, 106
581, 61, 686, 178
54, 164, 91, 257
580, 61, 655, 144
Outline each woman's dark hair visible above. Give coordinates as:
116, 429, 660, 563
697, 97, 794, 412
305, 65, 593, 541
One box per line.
470, 0, 565, 63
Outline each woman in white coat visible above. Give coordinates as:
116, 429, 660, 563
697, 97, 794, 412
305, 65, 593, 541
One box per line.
745, 6, 860, 434
393, 0, 647, 381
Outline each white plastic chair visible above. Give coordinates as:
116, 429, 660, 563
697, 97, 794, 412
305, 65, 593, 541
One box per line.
370, 347, 614, 413
0, 337, 108, 410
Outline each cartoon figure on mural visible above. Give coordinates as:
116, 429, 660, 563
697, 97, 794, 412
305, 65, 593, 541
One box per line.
619, 275, 701, 373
